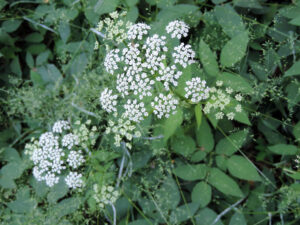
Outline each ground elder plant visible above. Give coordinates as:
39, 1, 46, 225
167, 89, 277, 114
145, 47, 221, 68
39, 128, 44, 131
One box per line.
25, 120, 97, 188
98, 13, 245, 150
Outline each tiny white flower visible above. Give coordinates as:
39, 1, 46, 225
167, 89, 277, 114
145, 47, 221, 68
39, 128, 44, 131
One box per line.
166, 20, 189, 39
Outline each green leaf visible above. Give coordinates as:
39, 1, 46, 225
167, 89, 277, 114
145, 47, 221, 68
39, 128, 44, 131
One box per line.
94, 0, 119, 15
47, 179, 69, 204
10, 56, 22, 77
30, 70, 44, 86
212, 0, 227, 4
195, 117, 214, 152
195, 207, 224, 225
7, 187, 37, 213
128, 220, 152, 225
36, 51, 50, 66
229, 212, 247, 225
234, 0, 263, 9
227, 155, 261, 181
199, 39, 219, 76
173, 164, 207, 181
58, 22, 70, 43
268, 144, 298, 155
68, 53, 88, 75
125, 0, 138, 6
156, 176, 180, 210
216, 155, 227, 171
170, 202, 200, 224
233, 108, 251, 126
285, 61, 300, 77
37, 64, 63, 85
26, 52, 34, 68
219, 72, 254, 94
171, 135, 196, 157
25, 32, 44, 43
208, 168, 244, 197
2, 20, 22, 33
192, 182, 212, 207
163, 108, 183, 141
220, 32, 249, 67
289, 16, 300, 26
215, 5, 246, 38
195, 104, 202, 128
216, 130, 248, 156
293, 121, 300, 141
50, 197, 82, 219
190, 151, 207, 162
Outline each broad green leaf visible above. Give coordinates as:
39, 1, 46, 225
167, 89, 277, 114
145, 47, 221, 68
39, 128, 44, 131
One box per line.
215, 5, 246, 38
10, 56, 22, 77
216, 155, 227, 171
220, 32, 249, 67
163, 108, 183, 141
36, 51, 50, 66
0, 162, 25, 179
219, 72, 254, 94
50, 197, 82, 219
195, 117, 214, 152
216, 130, 248, 156
268, 144, 298, 155
233, 109, 251, 126
199, 39, 219, 76
227, 155, 261, 181
229, 212, 247, 225
173, 164, 207, 181
293, 121, 300, 141
289, 16, 300, 26
125, 0, 138, 6
192, 182, 211, 207
234, 0, 263, 9
195, 207, 224, 225
47, 179, 69, 204
208, 168, 244, 197
94, 0, 119, 15
190, 151, 206, 162
30, 178, 49, 198
285, 171, 300, 180
30, 70, 44, 86
68, 53, 88, 75
128, 220, 152, 225
7, 187, 37, 213
1, 147, 21, 162
2, 20, 22, 33
195, 104, 202, 128
37, 64, 63, 85
285, 61, 300, 76
170, 202, 200, 224
212, 0, 227, 4
26, 52, 34, 68
25, 32, 44, 43
156, 176, 180, 210
171, 135, 196, 157
58, 22, 70, 43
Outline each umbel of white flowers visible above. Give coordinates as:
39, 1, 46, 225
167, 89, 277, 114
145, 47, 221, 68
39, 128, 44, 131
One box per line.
25, 120, 97, 188
98, 14, 243, 147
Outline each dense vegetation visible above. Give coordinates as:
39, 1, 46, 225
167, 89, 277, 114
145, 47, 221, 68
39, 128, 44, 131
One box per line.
1, 0, 300, 224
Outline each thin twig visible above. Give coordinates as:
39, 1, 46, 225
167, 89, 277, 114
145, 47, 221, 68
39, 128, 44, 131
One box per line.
23, 16, 57, 34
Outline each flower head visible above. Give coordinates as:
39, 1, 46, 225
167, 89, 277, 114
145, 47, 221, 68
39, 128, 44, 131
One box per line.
166, 20, 189, 39
185, 77, 210, 103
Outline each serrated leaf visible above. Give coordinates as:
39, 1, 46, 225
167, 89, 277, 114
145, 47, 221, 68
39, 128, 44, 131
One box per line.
285, 61, 300, 76
219, 72, 254, 94
216, 130, 248, 156
199, 39, 219, 76
208, 168, 244, 197
171, 135, 196, 157
156, 176, 180, 210
227, 155, 261, 181
192, 182, 211, 207
268, 144, 298, 155
173, 164, 207, 181
47, 180, 69, 204
220, 32, 249, 67
7, 188, 37, 213
215, 5, 246, 38
195, 117, 214, 152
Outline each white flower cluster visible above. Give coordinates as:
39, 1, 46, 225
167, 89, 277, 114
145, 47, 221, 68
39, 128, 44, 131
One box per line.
94, 11, 133, 49
151, 94, 179, 119
106, 117, 141, 149
127, 23, 151, 40
65, 172, 84, 189
157, 65, 182, 91
166, 20, 189, 39
185, 77, 210, 103
104, 49, 120, 74
93, 184, 120, 209
123, 99, 148, 123
203, 81, 243, 120
100, 88, 118, 113
28, 120, 96, 189
173, 43, 195, 68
